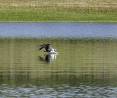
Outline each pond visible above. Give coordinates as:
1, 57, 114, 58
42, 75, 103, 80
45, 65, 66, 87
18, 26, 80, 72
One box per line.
0, 23, 117, 98
0, 23, 117, 38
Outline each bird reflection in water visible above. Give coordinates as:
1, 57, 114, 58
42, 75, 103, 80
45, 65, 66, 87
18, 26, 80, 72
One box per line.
39, 53, 57, 64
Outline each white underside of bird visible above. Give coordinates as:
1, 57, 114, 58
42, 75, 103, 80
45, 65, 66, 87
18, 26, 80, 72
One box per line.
48, 48, 58, 54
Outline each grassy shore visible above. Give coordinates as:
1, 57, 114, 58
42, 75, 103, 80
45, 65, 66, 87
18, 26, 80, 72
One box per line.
0, 0, 117, 22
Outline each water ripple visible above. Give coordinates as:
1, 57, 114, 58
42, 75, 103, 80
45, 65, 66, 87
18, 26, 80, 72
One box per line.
0, 84, 117, 98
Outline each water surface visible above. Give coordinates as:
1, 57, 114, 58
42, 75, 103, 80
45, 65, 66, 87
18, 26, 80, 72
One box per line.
0, 22, 117, 98
0, 39, 117, 98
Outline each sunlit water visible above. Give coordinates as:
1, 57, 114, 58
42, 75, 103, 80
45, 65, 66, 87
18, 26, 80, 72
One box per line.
1, 84, 117, 98
0, 23, 117, 98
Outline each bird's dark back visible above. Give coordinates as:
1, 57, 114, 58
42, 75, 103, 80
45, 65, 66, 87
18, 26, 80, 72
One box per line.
39, 44, 51, 51
45, 44, 51, 51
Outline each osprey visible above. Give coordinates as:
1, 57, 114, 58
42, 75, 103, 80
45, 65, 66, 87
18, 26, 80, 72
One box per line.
39, 44, 57, 54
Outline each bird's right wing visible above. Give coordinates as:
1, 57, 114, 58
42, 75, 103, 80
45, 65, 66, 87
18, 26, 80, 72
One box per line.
39, 44, 47, 50
39, 45, 44, 50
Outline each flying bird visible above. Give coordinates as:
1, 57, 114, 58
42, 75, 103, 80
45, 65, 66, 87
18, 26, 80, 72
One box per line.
39, 44, 57, 54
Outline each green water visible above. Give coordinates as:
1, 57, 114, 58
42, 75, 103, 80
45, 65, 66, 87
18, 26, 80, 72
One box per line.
0, 38, 117, 98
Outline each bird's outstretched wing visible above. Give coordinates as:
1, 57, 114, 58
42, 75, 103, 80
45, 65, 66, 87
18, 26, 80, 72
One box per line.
39, 45, 45, 50
39, 44, 51, 51
39, 44, 46, 50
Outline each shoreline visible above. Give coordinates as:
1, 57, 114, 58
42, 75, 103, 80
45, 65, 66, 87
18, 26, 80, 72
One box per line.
0, 21, 116, 23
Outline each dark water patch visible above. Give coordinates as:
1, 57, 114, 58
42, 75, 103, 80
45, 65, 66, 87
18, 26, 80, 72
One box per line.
0, 72, 116, 87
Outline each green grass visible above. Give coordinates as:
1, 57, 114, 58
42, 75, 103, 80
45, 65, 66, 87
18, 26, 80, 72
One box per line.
0, 0, 117, 22
0, 7, 117, 22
